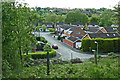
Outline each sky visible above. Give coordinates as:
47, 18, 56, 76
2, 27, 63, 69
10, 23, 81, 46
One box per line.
18, 0, 120, 9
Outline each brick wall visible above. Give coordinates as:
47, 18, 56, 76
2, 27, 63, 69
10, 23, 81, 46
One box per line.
63, 39, 74, 47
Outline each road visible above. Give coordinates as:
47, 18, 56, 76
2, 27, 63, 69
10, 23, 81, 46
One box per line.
35, 32, 94, 61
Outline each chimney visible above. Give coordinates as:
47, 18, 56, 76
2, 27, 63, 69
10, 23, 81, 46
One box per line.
54, 23, 56, 28
84, 23, 88, 29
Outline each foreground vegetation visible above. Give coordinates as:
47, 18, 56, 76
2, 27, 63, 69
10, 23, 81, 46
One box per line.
2, 57, 119, 78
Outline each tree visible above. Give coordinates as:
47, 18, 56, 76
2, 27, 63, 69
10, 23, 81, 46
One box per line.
56, 15, 65, 23
2, 2, 37, 71
114, 2, 120, 27
89, 14, 100, 24
45, 13, 56, 23
65, 9, 88, 24
42, 24, 47, 32
32, 13, 44, 26
99, 9, 113, 27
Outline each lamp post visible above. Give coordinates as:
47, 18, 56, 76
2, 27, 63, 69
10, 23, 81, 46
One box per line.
47, 51, 49, 75
95, 41, 98, 56
92, 50, 97, 64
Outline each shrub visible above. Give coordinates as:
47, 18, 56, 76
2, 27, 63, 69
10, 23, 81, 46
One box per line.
108, 52, 116, 56
23, 49, 56, 59
57, 35, 61, 40
97, 55, 102, 59
48, 28, 55, 32
70, 58, 82, 64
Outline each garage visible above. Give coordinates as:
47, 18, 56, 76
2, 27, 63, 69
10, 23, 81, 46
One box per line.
75, 42, 81, 48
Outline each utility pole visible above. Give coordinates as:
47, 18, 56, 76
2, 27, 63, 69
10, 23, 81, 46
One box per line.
47, 51, 49, 75
94, 51, 97, 65
92, 50, 97, 65
71, 53, 73, 60
95, 41, 98, 55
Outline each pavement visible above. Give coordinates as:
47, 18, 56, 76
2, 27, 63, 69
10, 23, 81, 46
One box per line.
34, 32, 108, 61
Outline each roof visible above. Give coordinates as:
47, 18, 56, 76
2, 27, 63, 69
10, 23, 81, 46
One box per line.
56, 23, 68, 25
104, 27, 115, 33
39, 23, 53, 25
68, 36, 79, 42
71, 23, 83, 25
60, 25, 71, 30
87, 23, 98, 25
85, 27, 100, 33
88, 33, 120, 39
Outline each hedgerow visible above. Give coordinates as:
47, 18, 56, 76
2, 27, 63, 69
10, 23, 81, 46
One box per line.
23, 49, 56, 59
81, 38, 120, 53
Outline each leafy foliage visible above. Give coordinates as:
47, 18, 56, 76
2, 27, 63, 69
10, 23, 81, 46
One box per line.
65, 10, 88, 24
81, 38, 120, 53
3, 58, 119, 78
2, 1, 37, 77
23, 49, 56, 59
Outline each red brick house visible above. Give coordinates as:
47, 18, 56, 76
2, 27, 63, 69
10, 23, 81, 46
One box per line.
62, 27, 87, 48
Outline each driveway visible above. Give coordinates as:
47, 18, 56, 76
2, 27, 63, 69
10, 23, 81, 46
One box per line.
35, 32, 94, 61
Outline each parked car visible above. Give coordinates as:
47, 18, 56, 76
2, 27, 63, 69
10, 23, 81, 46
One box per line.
52, 44, 58, 49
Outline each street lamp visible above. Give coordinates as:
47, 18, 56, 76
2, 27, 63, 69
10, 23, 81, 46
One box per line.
92, 49, 97, 64
95, 41, 98, 56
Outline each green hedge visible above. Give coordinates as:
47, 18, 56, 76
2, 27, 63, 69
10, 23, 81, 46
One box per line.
48, 28, 55, 32
23, 49, 56, 59
81, 38, 120, 53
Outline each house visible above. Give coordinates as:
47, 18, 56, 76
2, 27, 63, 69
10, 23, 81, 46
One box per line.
83, 33, 120, 39
87, 23, 99, 27
39, 23, 53, 28
62, 27, 87, 48
70, 23, 84, 27
104, 27, 117, 33
82, 11, 90, 15
38, 23, 53, 31
85, 27, 107, 33
63, 37, 81, 48
54, 23, 69, 31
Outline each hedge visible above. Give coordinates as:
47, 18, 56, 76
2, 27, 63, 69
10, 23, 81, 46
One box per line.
23, 49, 56, 59
48, 28, 55, 32
81, 38, 120, 53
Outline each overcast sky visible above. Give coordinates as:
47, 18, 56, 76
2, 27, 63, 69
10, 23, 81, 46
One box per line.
18, 0, 119, 9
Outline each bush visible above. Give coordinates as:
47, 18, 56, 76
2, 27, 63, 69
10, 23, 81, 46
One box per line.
57, 35, 61, 40
97, 55, 102, 59
23, 49, 56, 59
70, 58, 82, 64
48, 28, 55, 32
108, 52, 116, 56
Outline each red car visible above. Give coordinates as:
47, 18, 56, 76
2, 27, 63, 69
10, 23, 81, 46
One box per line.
52, 44, 58, 49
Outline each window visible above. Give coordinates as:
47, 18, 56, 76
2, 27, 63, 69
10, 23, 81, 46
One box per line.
113, 34, 116, 36
76, 32, 80, 34
107, 34, 109, 36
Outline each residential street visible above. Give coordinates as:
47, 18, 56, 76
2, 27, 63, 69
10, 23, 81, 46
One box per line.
35, 32, 95, 61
